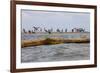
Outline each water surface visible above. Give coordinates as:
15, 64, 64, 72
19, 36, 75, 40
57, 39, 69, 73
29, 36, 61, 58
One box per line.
21, 33, 90, 63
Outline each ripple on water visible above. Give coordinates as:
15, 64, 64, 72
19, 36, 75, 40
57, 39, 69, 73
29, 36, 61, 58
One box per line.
21, 43, 90, 63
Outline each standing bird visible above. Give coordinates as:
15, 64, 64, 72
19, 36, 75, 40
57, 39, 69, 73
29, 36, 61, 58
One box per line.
56, 28, 60, 32
65, 28, 67, 32
23, 28, 26, 33
44, 28, 52, 34
33, 26, 40, 32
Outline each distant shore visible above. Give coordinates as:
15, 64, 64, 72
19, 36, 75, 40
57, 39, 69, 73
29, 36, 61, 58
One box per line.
22, 32, 90, 34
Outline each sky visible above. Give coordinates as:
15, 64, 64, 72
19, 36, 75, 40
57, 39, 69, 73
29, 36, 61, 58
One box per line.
21, 9, 90, 32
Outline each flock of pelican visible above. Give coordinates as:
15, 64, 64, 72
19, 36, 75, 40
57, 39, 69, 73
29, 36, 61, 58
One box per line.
22, 26, 86, 34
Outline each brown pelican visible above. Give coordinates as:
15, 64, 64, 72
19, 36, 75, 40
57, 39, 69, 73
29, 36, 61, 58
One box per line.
33, 26, 40, 32
23, 28, 27, 33
65, 28, 67, 32
44, 28, 52, 34
56, 28, 60, 32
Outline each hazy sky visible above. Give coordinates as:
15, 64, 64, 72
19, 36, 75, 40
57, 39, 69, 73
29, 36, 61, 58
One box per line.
21, 9, 90, 32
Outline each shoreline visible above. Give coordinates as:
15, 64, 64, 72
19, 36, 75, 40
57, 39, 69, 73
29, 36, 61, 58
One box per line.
21, 37, 90, 48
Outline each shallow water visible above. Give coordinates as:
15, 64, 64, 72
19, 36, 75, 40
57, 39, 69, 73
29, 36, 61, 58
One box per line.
21, 43, 90, 63
21, 33, 90, 40
21, 33, 90, 63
